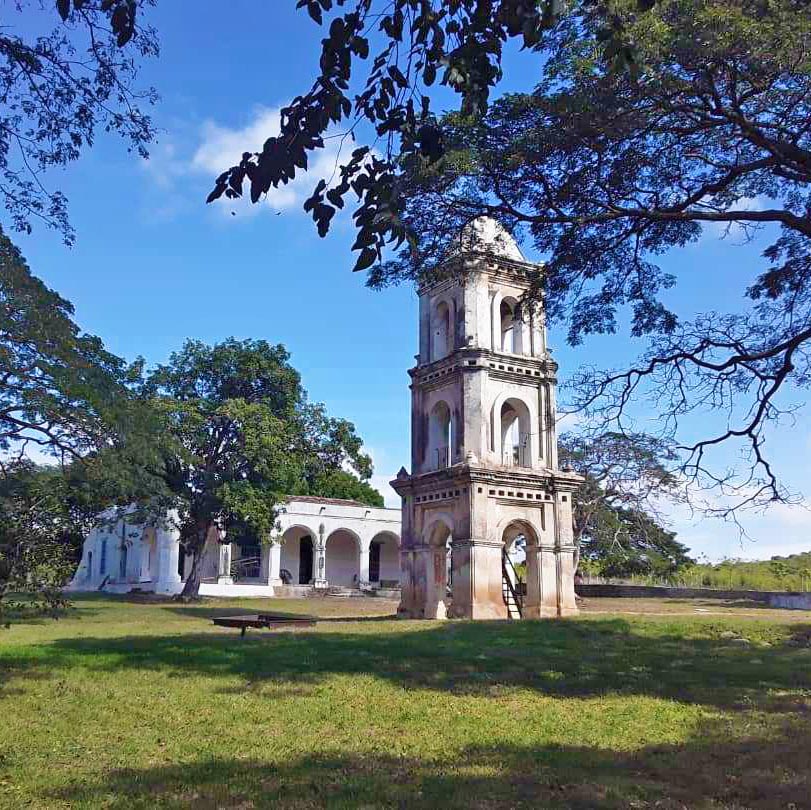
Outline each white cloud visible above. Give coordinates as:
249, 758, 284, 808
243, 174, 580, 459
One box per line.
138, 106, 345, 220
190, 106, 343, 215
141, 141, 189, 190
704, 195, 771, 242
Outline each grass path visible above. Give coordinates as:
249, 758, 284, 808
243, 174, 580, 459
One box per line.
1, 595, 809, 808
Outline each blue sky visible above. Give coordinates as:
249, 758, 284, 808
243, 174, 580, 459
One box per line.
15, 3, 810, 561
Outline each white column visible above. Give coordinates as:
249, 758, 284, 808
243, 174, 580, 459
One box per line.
154, 528, 182, 594
262, 541, 282, 585
490, 290, 500, 351
531, 309, 546, 356
359, 538, 370, 585
217, 541, 234, 585
548, 383, 559, 469
517, 308, 532, 356
314, 523, 328, 588
419, 293, 431, 363
139, 541, 152, 582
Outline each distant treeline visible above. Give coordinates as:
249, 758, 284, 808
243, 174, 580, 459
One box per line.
590, 552, 811, 592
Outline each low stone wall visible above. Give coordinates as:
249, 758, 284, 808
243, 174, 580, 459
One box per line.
768, 592, 811, 610
575, 583, 811, 609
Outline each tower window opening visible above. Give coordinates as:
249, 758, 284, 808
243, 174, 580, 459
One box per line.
432, 300, 451, 360
499, 297, 525, 355
500, 399, 531, 468
428, 400, 452, 470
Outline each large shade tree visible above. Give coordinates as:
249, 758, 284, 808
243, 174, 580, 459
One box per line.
0, 232, 146, 467
0, 461, 103, 621
144, 338, 376, 598
560, 432, 693, 580
209, 0, 811, 510
0, 0, 158, 242
305, 469, 384, 507
0, 232, 157, 617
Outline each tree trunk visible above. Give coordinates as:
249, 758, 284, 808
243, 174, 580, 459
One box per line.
179, 525, 210, 599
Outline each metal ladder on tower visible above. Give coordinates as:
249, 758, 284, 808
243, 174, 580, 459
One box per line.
502, 549, 524, 620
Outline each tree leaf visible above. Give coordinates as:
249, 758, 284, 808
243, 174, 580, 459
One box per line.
354, 246, 377, 271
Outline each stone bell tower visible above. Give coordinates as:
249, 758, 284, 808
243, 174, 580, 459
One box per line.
391, 217, 581, 619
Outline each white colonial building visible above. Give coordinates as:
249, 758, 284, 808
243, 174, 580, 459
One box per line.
69, 496, 401, 597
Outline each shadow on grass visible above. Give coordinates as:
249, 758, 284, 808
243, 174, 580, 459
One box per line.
50, 716, 810, 809
163, 605, 395, 623
3, 619, 810, 711
0, 603, 101, 627
669, 597, 778, 611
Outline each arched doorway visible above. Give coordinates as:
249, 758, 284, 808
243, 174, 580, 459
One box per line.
428, 400, 452, 469
280, 526, 315, 585
501, 520, 539, 619
425, 519, 453, 618
99, 537, 108, 577
369, 532, 400, 585
326, 529, 361, 587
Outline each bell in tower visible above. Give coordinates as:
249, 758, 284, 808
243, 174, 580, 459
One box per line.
391, 217, 582, 619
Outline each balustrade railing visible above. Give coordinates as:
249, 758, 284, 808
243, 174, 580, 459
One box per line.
435, 446, 450, 469
231, 555, 261, 580
502, 443, 530, 468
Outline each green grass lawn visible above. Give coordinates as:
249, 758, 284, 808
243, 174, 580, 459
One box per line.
1, 595, 809, 809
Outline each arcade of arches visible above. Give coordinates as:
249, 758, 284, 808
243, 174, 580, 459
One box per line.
278, 526, 399, 588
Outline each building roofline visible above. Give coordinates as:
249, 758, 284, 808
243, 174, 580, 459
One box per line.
282, 495, 399, 512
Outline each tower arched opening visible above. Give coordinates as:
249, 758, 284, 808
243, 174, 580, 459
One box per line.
500, 297, 524, 354
501, 520, 540, 619
428, 400, 452, 469
432, 299, 452, 360
500, 398, 531, 468
425, 519, 454, 615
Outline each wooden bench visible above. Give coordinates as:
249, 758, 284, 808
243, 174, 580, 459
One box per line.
212, 613, 317, 637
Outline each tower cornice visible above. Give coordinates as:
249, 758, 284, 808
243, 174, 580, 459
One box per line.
408, 347, 558, 388
390, 463, 583, 496
418, 251, 543, 297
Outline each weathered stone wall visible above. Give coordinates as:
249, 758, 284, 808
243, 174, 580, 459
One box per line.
768, 592, 811, 610
576, 583, 770, 601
